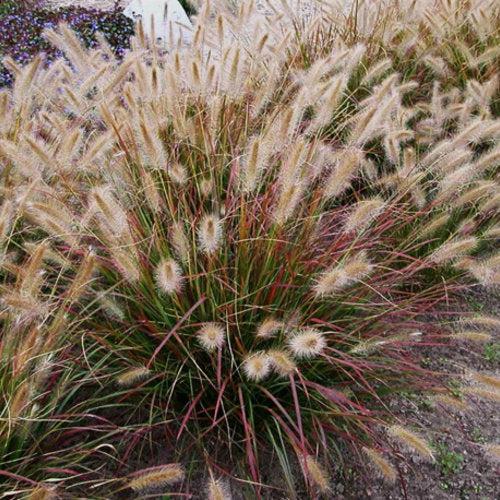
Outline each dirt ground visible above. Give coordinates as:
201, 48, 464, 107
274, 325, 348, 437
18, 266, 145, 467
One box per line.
335, 286, 499, 500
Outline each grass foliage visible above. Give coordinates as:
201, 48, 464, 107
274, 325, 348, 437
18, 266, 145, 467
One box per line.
0, 0, 499, 497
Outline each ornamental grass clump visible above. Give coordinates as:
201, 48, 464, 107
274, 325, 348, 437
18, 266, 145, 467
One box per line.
0, 0, 499, 497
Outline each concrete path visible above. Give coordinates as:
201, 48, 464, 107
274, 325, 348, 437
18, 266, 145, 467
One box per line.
123, 0, 193, 46
46, 0, 193, 46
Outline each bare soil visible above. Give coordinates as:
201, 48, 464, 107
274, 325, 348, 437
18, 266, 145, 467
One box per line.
335, 286, 499, 500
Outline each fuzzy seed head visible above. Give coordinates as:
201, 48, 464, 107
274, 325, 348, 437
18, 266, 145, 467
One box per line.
460, 315, 500, 330
170, 222, 190, 263
483, 443, 500, 461
242, 351, 272, 381
314, 252, 373, 296
450, 330, 492, 342
27, 485, 57, 500
344, 197, 385, 233
207, 478, 232, 500
128, 464, 185, 492
430, 237, 478, 264
241, 136, 269, 192
0, 199, 13, 242
92, 185, 129, 235
168, 162, 188, 185
273, 180, 305, 226
268, 349, 297, 377
198, 214, 223, 255
463, 386, 500, 403
387, 425, 435, 462
197, 323, 225, 352
323, 150, 361, 199
431, 394, 469, 411
464, 254, 500, 286
142, 171, 162, 213
362, 447, 397, 483
303, 455, 330, 493
287, 328, 326, 359
200, 178, 213, 197
468, 372, 500, 391
256, 318, 284, 339
418, 213, 451, 239
156, 258, 183, 295
116, 367, 151, 387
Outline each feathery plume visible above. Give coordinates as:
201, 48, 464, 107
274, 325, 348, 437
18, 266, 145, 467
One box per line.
475, 144, 500, 174
314, 252, 373, 296
66, 251, 96, 301
362, 58, 392, 85
418, 213, 450, 239
198, 214, 223, 255
450, 331, 492, 342
197, 323, 225, 352
308, 74, 347, 133
344, 197, 385, 233
142, 170, 162, 213
272, 180, 305, 226
242, 351, 272, 381
438, 163, 476, 199
0, 200, 14, 244
98, 293, 124, 320
350, 331, 422, 355
278, 138, 307, 182
170, 222, 190, 263
137, 112, 166, 166
463, 253, 500, 286
303, 455, 330, 493
429, 237, 477, 264
256, 318, 284, 339
484, 225, 500, 239
460, 315, 500, 330
268, 349, 296, 377
116, 367, 152, 387
287, 328, 326, 359
469, 372, 500, 391
241, 135, 270, 192
322, 150, 362, 200
200, 178, 213, 198
26, 485, 57, 500
110, 247, 140, 283
168, 162, 188, 185
388, 425, 434, 462
207, 478, 232, 500
453, 181, 495, 207
431, 394, 469, 411
462, 386, 500, 403
480, 192, 500, 213
156, 258, 183, 295
362, 447, 397, 483
482, 443, 500, 461
128, 464, 185, 492
91, 185, 129, 236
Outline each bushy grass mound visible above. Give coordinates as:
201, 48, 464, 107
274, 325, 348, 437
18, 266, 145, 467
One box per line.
0, 0, 499, 497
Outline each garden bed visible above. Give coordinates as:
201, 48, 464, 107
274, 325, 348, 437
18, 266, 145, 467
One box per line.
0, 1, 498, 499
